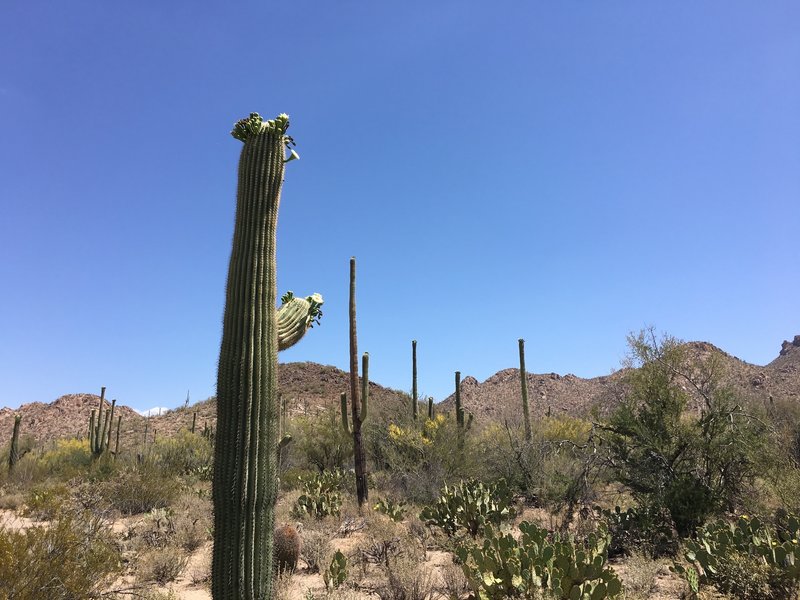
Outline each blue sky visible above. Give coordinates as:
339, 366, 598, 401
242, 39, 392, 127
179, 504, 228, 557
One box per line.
1, 2, 798, 412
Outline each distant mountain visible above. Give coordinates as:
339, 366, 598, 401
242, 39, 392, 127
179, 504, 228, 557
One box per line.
438, 336, 800, 424
1, 337, 798, 449
0, 362, 411, 450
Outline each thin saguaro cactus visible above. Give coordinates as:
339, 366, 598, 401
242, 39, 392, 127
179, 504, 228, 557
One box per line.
519, 338, 532, 442
346, 257, 369, 507
8, 414, 21, 471
412, 340, 419, 420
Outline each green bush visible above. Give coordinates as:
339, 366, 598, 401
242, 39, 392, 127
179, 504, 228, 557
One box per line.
23, 482, 71, 520
419, 478, 515, 538
456, 521, 622, 599
288, 409, 353, 472
152, 429, 213, 479
601, 330, 768, 536
673, 513, 800, 600
600, 504, 678, 558
0, 509, 121, 599
101, 466, 181, 515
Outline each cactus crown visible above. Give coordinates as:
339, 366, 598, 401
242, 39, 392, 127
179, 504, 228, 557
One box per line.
231, 112, 294, 144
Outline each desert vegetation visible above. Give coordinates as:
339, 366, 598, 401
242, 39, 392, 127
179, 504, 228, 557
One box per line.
1, 112, 798, 600
1, 331, 799, 599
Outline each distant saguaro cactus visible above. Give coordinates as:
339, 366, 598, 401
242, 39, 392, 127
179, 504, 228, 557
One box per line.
212, 113, 320, 600
88, 388, 115, 457
8, 414, 21, 471
345, 257, 369, 507
519, 338, 532, 442
412, 340, 419, 420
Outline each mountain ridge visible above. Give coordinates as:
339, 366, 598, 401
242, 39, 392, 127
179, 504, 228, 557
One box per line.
2, 336, 798, 449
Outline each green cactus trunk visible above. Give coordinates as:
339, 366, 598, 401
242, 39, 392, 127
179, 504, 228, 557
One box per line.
212, 113, 291, 600
348, 257, 369, 507
412, 340, 418, 420
428, 397, 434, 420
114, 416, 122, 459
455, 371, 463, 428
8, 414, 21, 472
519, 338, 532, 442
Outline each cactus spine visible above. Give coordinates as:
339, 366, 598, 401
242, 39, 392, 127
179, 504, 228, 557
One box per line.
412, 340, 418, 420
8, 414, 21, 471
347, 257, 369, 507
519, 338, 532, 442
212, 113, 319, 600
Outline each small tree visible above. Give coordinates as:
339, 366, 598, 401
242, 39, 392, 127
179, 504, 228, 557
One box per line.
599, 329, 768, 535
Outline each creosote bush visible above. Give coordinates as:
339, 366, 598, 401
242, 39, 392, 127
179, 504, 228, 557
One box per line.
0, 508, 121, 600
102, 465, 181, 514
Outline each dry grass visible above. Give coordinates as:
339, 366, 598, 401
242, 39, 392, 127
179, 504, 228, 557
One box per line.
137, 545, 190, 584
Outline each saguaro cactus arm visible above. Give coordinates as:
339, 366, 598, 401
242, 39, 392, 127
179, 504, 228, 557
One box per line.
277, 291, 324, 351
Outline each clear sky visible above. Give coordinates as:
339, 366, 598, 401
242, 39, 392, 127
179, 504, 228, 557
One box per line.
1, 2, 798, 412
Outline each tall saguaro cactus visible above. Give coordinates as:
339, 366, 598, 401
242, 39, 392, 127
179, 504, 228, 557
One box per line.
212, 113, 320, 600
347, 257, 369, 507
519, 338, 532, 442
412, 340, 419, 420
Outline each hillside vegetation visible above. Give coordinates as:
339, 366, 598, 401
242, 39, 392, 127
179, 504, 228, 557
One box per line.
1, 331, 799, 599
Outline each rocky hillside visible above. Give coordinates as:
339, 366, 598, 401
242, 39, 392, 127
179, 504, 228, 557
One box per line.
0, 362, 411, 450
439, 336, 800, 424
2, 337, 799, 449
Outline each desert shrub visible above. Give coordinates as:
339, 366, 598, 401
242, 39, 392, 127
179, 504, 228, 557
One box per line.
302, 527, 332, 573
376, 414, 480, 503
137, 545, 189, 584
600, 330, 768, 536
152, 428, 213, 479
542, 415, 592, 443
38, 437, 94, 478
23, 482, 70, 520
620, 553, 663, 600
420, 478, 515, 538
102, 466, 181, 514
673, 514, 800, 600
280, 466, 318, 491
375, 555, 436, 600
172, 492, 212, 552
600, 504, 679, 558
0, 509, 121, 599
441, 560, 471, 600
288, 408, 353, 472
456, 521, 622, 599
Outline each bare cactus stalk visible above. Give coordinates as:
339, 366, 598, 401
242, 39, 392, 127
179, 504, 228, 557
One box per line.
348, 257, 369, 507
412, 340, 418, 420
519, 339, 532, 442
